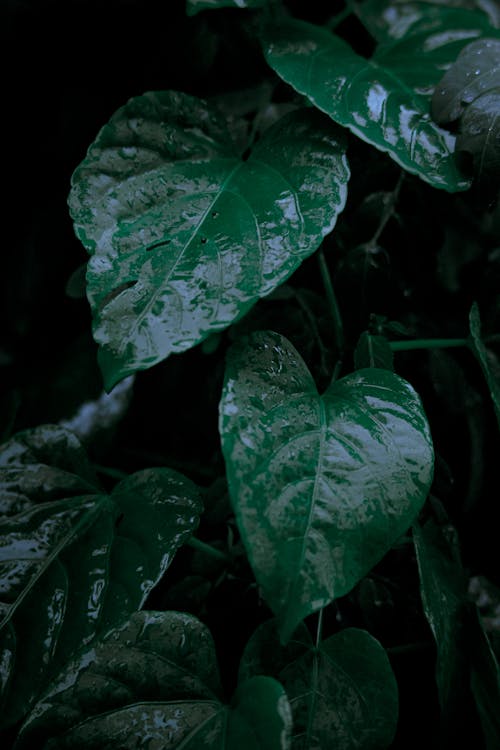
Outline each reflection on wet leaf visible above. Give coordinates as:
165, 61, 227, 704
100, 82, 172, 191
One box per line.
69, 92, 349, 389
219, 331, 434, 641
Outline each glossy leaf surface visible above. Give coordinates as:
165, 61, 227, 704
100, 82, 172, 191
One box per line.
432, 38, 500, 178
469, 302, 500, 430
219, 331, 434, 641
356, 1, 497, 43
69, 92, 349, 389
239, 619, 398, 749
17, 611, 291, 749
187, 0, 266, 14
0, 426, 202, 728
354, 331, 394, 371
414, 519, 500, 745
260, 18, 470, 190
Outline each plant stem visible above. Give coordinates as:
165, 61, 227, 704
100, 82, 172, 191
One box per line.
315, 608, 324, 648
186, 536, 230, 563
318, 249, 344, 381
390, 337, 469, 352
387, 641, 430, 657
372, 172, 404, 244
93, 463, 128, 480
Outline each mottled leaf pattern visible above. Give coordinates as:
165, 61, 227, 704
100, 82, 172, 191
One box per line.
239, 619, 398, 750
69, 92, 349, 389
186, 0, 266, 15
260, 18, 471, 190
16, 612, 292, 750
219, 331, 434, 641
0, 426, 202, 728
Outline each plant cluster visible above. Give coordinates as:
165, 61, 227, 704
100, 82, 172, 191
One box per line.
2, 0, 500, 747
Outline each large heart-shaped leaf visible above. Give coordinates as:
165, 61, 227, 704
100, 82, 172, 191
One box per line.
414, 519, 500, 746
69, 92, 349, 389
239, 619, 398, 750
260, 17, 476, 190
0, 426, 202, 728
219, 331, 434, 641
16, 611, 292, 749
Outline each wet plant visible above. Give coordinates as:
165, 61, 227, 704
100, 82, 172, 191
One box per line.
2, 0, 500, 747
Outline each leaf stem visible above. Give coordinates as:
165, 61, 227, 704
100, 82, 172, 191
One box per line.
315, 608, 324, 647
372, 172, 404, 245
186, 536, 230, 563
390, 338, 469, 352
93, 463, 128, 480
318, 248, 344, 380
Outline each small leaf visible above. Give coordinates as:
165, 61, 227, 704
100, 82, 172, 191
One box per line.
16, 612, 292, 749
0, 426, 202, 728
219, 331, 434, 641
239, 619, 399, 749
187, 0, 267, 15
354, 331, 394, 371
469, 301, 500, 431
69, 92, 349, 389
260, 18, 470, 190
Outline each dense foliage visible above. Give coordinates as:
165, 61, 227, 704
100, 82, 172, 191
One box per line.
2, 0, 500, 747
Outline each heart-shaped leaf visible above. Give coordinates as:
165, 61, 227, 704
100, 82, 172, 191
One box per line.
0, 426, 202, 728
260, 17, 475, 190
239, 619, 398, 750
16, 611, 292, 749
219, 331, 434, 641
69, 92, 349, 389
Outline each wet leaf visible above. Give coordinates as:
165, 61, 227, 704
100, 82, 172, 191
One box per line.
239, 619, 398, 750
260, 18, 471, 191
469, 301, 500, 431
414, 518, 500, 746
187, 0, 267, 15
354, 331, 394, 371
356, 1, 497, 44
219, 331, 434, 641
432, 38, 500, 123
0, 426, 202, 729
69, 92, 349, 389
16, 612, 292, 749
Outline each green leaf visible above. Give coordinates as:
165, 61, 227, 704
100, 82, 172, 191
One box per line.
356, 1, 497, 44
432, 38, 500, 179
186, 0, 267, 15
0, 426, 202, 728
239, 619, 398, 749
354, 331, 394, 371
260, 18, 470, 191
469, 301, 500, 431
414, 519, 500, 745
16, 611, 292, 749
219, 331, 434, 641
69, 92, 349, 389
